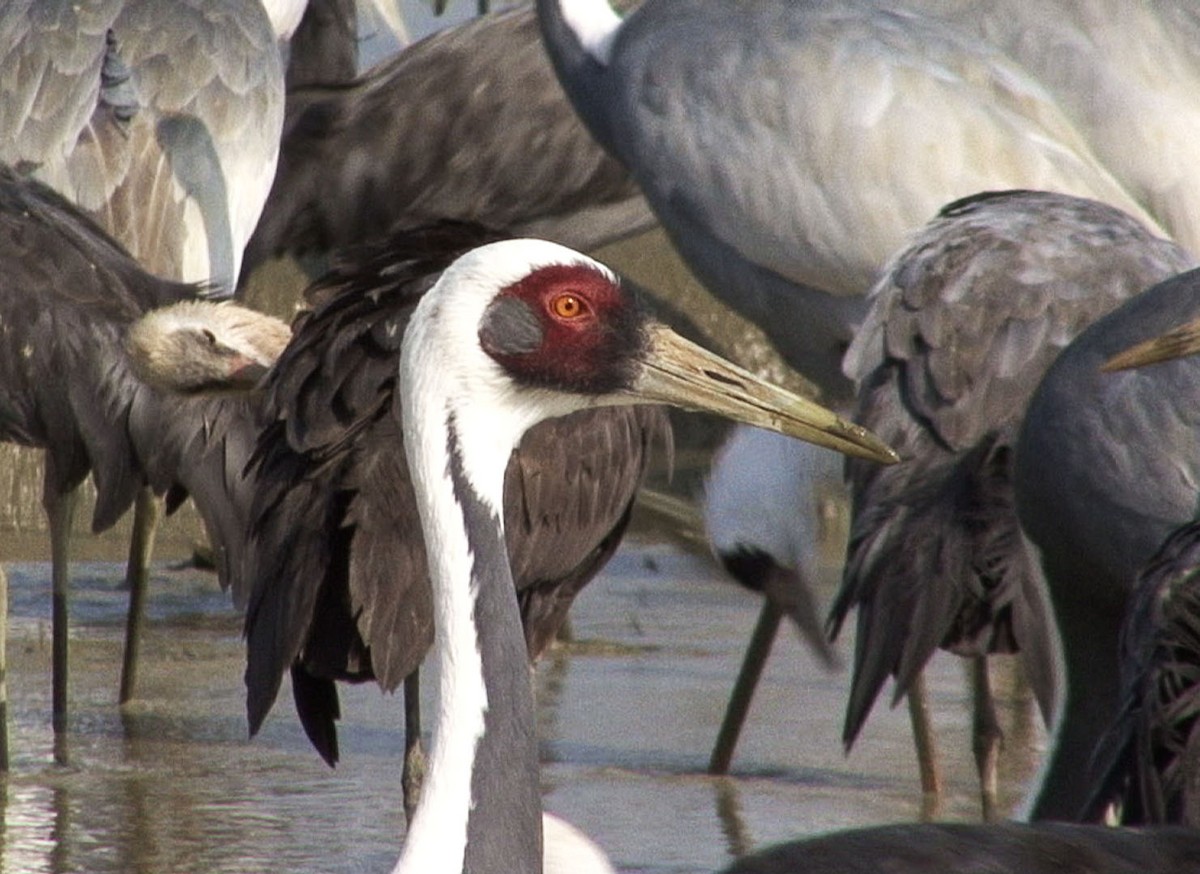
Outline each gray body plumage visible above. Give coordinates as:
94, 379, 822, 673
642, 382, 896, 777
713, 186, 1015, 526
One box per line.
2, 0, 284, 291
536, 0, 1200, 402
0, 167, 196, 533
1017, 266, 1200, 819
830, 191, 1194, 768
240, 5, 651, 285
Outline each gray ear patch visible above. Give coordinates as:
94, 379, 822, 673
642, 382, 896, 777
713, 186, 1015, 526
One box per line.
480, 296, 544, 355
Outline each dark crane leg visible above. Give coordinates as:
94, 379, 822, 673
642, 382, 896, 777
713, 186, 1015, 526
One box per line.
0, 565, 8, 770
119, 488, 160, 705
709, 600, 783, 774
402, 670, 425, 825
971, 656, 1003, 821
906, 669, 943, 820
44, 479, 79, 764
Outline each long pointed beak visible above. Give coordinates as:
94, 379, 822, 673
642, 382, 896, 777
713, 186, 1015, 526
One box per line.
631, 323, 898, 465
1102, 316, 1200, 371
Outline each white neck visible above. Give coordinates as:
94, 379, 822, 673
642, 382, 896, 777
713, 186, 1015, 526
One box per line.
557, 0, 623, 64
395, 289, 546, 873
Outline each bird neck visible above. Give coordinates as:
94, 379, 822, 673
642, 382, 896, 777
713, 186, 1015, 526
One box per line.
535, 0, 622, 153
396, 388, 541, 873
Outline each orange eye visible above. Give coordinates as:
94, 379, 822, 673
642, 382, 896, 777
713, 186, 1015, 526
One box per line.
551, 292, 585, 319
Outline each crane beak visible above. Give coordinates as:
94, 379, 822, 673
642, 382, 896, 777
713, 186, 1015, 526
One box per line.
630, 323, 899, 465
1101, 316, 1200, 371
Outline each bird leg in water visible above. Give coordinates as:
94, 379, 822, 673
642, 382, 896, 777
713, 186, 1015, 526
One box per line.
44, 476, 79, 763
972, 656, 1003, 822
0, 566, 8, 771
402, 671, 425, 825
906, 670, 943, 820
119, 488, 161, 705
709, 601, 784, 775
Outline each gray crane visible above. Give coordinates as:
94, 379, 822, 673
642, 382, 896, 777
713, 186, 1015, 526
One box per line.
1016, 265, 1200, 820
1076, 302, 1200, 825
533, 0, 1200, 405
829, 190, 1194, 817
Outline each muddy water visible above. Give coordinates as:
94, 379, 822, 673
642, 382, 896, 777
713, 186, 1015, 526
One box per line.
0, 529, 1045, 874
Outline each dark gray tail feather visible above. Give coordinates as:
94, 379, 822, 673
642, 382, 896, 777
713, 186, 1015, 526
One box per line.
833, 434, 1057, 748
1083, 521, 1200, 825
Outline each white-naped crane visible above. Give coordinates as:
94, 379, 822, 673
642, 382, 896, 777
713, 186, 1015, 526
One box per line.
235, 226, 676, 800
384, 236, 895, 873
828, 190, 1195, 818
0, 166, 286, 766
703, 425, 844, 775
239, 3, 652, 288
533, 0, 1200, 403
375, 232, 1200, 874
1015, 265, 1200, 821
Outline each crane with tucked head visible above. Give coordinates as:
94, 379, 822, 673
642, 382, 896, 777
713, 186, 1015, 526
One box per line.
1, 0, 288, 741
0, 167, 285, 765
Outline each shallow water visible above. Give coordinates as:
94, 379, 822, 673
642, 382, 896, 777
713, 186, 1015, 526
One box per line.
0, 532, 1045, 874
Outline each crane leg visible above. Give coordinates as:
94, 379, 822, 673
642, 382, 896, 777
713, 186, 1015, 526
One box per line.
45, 482, 79, 764
119, 488, 160, 705
402, 670, 425, 826
971, 656, 1002, 821
0, 566, 8, 771
709, 600, 783, 774
906, 669, 943, 820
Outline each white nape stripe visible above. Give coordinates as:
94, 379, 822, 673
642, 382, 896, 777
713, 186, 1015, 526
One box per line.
395, 314, 491, 874
557, 0, 623, 65
394, 401, 485, 872
394, 239, 603, 872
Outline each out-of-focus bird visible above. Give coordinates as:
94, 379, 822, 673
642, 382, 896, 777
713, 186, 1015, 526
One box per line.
2, 0, 286, 291
1016, 266, 1200, 820
703, 425, 844, 774
828, 190, 1194, 817
240, 4, 652, 287
534, 0, 1200, 403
